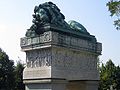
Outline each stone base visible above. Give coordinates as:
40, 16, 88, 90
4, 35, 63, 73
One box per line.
24, 79, 99, 90
67, 80, 99, 90
24, 79, 67, 90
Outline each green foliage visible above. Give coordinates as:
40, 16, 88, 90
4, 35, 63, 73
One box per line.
99, 59, 120, 90
107, 0, 120, 16
14, 61, 25, 90
106, 0, 120, 30
114, 19, 120, 30
0, 48, 25, 90
0, 48, 15, 90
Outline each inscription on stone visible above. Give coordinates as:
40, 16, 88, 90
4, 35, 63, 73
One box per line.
57, 33, 97, 52
52, 48, 97, 71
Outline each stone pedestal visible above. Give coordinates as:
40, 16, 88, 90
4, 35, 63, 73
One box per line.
67, 81, 99, 90
25, 79, 67, 90
21, 27, 102, 90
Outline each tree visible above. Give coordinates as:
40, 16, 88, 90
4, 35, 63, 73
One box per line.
14, 61, 25, 90
99, 60, 116, 90
99, 59, 120, 90
0, 48, 15, 90
113, 66, 120, 89
106, 0, 120, 30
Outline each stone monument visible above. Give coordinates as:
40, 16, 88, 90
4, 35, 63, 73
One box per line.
20, 2, 102, 90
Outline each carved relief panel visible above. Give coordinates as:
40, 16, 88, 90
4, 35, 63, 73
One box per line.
26, 48, 52, 68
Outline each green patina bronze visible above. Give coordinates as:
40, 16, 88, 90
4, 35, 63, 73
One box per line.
26, 2, 70, 37
25, 2, 96, 42
68, 20, 89, 34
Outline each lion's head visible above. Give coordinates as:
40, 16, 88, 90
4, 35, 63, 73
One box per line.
26, 2, 70, 37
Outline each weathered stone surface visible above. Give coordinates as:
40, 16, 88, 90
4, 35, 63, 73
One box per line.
25, 79, 67, 90
67, 81, 99, 90
23, 67, 51, 80
21, 30, 101, 81
51, 46, 99, 80
21, 31, 101, 54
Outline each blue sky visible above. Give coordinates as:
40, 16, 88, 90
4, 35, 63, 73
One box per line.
0, 0, 120, 65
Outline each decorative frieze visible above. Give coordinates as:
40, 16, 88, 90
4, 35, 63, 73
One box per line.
20, 31, 102, 54
20, 31, 52, 47
26, 49, 52, 68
